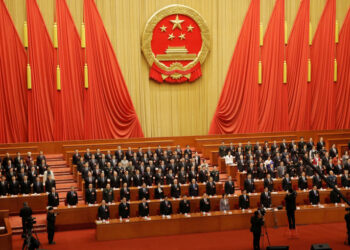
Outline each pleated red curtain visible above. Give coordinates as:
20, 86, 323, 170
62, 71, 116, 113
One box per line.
83, 0, 143, 139
335, 7, 350, 129
259, 0, 288, 132
286, 0, 310, 131
0, 0, 27, 143
310, 0, 336, 130
209, 0, 260, 134
26, 0, 55, 142
54, 0, 84, 140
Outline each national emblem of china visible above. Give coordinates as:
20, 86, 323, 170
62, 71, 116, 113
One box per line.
142, 5, 210, 83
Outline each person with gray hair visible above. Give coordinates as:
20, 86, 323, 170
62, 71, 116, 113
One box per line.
220, 193, 230, 211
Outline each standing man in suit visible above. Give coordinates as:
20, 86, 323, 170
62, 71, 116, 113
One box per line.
48, 187, 59, 207
200, 193, 211, 213
260, 187, 271, 208
85, 183, 96, 204
239, 190, 250, 209
206, 177, 216, 196
220, 194, 230, 212
179, 195, 191, 214
264, 173, 274, 192
224, 176, 235, 195
285, 188, 297, 230
98, 200, 110, 220
47, 207, 57, 245
330, 186, 341, 203
170, 179, 181, 198
189, 179, 199, 197
282, 173, 292, 191
309, 185, 320, 205
119, 197, 130, 219
66, 186, 78, 206
298, 172, 308, 190
103, 184, 114, 203
251, 210, 264, 250
139, 197, 149, 217
138, 182, 150, 200
160, 196, 172, 216
20, 202, 32, 237
219, 142, 227, 157
244, 174, 255, 193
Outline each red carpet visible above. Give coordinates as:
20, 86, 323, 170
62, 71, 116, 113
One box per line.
12, 222, 349, 250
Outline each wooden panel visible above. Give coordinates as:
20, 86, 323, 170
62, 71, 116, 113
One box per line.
95, 204, 347, 240
0, 194, 48, 215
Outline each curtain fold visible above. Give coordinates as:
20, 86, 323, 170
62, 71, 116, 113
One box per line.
83, 0, 143, 139
209, 0, 260, 134
26, 0, 55, 142
54, 0, 84, 140
0, 0, 27, 143
335, 7, 350, 129
310, 0, 336, 130
259, 0, 288, 132
286, 0, 310, 131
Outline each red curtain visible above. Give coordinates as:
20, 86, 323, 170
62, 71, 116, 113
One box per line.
0, 0, 27, 143
259, 0, 288, 132
26, 0, 55, 142
286, 0, 310, 131
310, 0, 336, 130
83, 0, 143, 139
209, 0, 260, 134
335, 7, 350, 129
54, 0, 84, 140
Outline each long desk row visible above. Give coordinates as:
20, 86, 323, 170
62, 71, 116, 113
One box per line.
55, 189, 350, 230
0, 193, 47, 214
93, 182, 224, 203
0, 210, 12, 249
96, 204, 347, 241
236, 172, 343, 191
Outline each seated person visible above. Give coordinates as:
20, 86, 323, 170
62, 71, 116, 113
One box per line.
170, 179, 181, 198
224, 176, 235, 195
154, 182, 164, 199
298, 172, 308, 190
98, 200, 110, 220
138, 182, 149, 200
102, 184, 114, 203
239, 189, 250, 209
85, 183, 96, 204
330, 185, 341, 203
119, 197, 130, 219
48, 187, 59, 207
120, 182, 130, 201
206, 177, 216, 196
200, 193, 211, 213
139, 197, 149, 217
189, 179, 199, 197
179, 195, 191, 214
260, 187, 271, 208
66, 186, 78, 206
309, 185, 320, 205
220, 194, 230, 212
160, 196, 172, 216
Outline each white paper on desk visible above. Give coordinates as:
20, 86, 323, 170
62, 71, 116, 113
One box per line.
248, 209, 253, 213
105, 221, 110, 224
207, 213, 211, 216
167, 215, 171, 219
271, 192, 278, 194
228, 211, 232, 215
96, 220, 102, 224
125, 219, 130, 222
296, 207, 301, 210
88, 204, 93, 207
342, 204, 346, 207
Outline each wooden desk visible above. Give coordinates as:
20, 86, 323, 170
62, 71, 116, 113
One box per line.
96, 204, 348, 241
55, 189, 350, 230
0, 194, 48, 215
0, 210, 12, 250
94, 182, 224, 203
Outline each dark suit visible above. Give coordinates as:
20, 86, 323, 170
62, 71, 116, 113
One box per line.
0, 181, 8, 196
244, 179, 255, 193
285, 191, 296, 229
48, 192, 59, 207
154, 187, 164, 199
45, 179, 56, 192
251, 215, 264, 250
102, 188, 114, 203
85, 188, 96, 204
200, 198, 211, 212
160, 200, 172, 215
342, 174, 350, 188
260, 191, 271, 208
33, 181, 44, 193
224, 181, 235, 194
312, 175, 322, 189
206, 182, 216, 196
330, 189, 341, 203
20, 181, 31, 194
298, 176, 308, 190
119, 202, 130, 218
179, 200, 191, 214
138, 187, 149, 200
189, 183, 199, 197
309, 190, 320, 205
282, 178, 292, 191
120, 187, 130, 201
138, 202, 149, 217
9, 181, 20, 195
98, 205, 110, 220
264, 178, 274, 192
66, 191, 78, 206
239, 194, 250, 209
47, 212, 56, 244
170, 184, 181, 198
